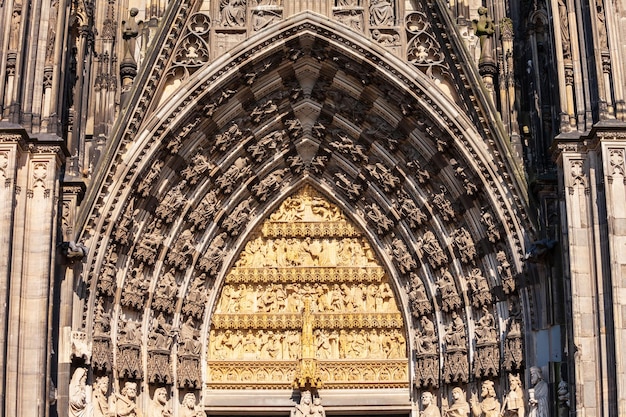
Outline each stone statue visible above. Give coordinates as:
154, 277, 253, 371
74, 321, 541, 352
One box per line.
369, 0, 394, 26
69, 367, 88, 417
92, 375, 111, 417
121, 8, 140, 65
470, 380, 500, 417
421, 391, 441, 417
180, 393, 203, 417
472, 7, 495, 62
311, 397, 326, 417
147, 387, 172, 417
502, 373, 525, 417
291, 390, 313, 417
445, 387, 470, 417
528, 366, 549, 417
115, 381, 140, 417
220, 0, 246, 27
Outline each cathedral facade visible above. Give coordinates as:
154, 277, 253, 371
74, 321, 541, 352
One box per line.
0, 0, 625, 416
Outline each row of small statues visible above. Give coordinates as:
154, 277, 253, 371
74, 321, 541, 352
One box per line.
235, 236, 378, 268
209, 328, 406, 360
217, 282, 398, 314
419, 368, 549, 417
69, 371, 202, 417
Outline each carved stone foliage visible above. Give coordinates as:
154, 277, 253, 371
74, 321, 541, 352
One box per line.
117, 318, 142, 379
166, 229, 196, 270
443, 312, 469, 384
207, 186, 407, 389
407, 272, 432, 319
473, 307, 499, 379
436, 268, 462, 312
188, 189, 219, 231
416, 231, 448, 268
414, 315, 438, 388
466, 268, 492, 308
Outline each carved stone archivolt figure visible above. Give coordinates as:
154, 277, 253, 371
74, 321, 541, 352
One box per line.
415, 316, 437, 355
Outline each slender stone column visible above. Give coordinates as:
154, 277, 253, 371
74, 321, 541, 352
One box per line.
4, 139, 64, 417
0, 132, 25, 415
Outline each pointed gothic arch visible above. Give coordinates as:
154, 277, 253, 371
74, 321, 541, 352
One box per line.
73, 9, 535, 416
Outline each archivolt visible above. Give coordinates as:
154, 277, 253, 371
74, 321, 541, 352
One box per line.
77, 13, 532, 395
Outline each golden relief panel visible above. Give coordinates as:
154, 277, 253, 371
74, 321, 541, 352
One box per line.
207, 186, 409, 389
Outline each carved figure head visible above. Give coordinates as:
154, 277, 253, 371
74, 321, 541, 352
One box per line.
481, 380, 496, 398
95, 376, 109, 394
121, 382, 138, 399
530, 366, 543, 385
183, 393, 197, 408
452, 387, 465, 402
153, 387, 168, 405
421, 391, 433, 406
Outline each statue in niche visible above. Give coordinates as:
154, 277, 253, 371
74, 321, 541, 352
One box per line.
369, 0, 394, 26
445, 387, 470, 417
199, 232, 227, 276
148, 312, 174, 350
364, 202, 394, 235
69, 368, 87, 417
496, 251, 515, 294
217, 157, 251, 194
480, 208, 500, 242
444, 311, 466, 350
528, 367, 549, 417
421, 391, 441, 417
470, 380, 500, 417
94, 298, 111, 335
466, 268, 492, 308
394, 194, 427, 229
452, 227, 476, 264
115, 381, 140, 417
147, 387, 172, 417
472, 7, 495, 63
180, 393, 203, 417
220, 0, 246, 27
502, 374, 525, 417
92, 375, 111, 417
291, 390, 313, 417
156, 180, 187, 223
415, 316, 437, 355
179, 316, 201, 355
121, 8, 140, 63
431, 187, 455, 222
118, 318, 142, 345
436, 268, 461, 312
417, 231, 447, 268
407, 272, 432, 318
474, 306, 498, 345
